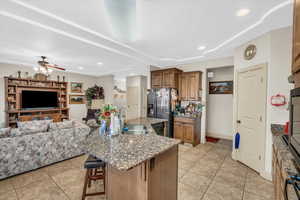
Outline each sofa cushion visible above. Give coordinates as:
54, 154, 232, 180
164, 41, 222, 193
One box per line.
49, 120, 73, 131
0, 128, 11, 138
10, 128, 22, 137
17, 120, 53, 134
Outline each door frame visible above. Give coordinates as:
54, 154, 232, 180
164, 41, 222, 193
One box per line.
233, 63, 268, 174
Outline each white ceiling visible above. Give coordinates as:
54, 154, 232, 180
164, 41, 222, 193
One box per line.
0, 0, 294, 77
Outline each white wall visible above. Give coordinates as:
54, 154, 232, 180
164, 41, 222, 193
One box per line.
176, 57, 234, 143
233, 27, 293, 180
207, 67, 234, 140
96, 75, 114, 104
0, 63, 112, 127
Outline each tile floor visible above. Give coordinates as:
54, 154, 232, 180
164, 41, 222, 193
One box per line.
0, 139, 273, 200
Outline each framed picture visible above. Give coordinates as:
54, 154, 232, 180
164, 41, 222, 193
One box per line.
69, 95, 85, 104
71, 82, 83, 93
209, 81, 233, 94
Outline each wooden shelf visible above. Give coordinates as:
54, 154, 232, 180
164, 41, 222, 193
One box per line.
5, 77, 67, 84
8, 85, 62, 89
7, 108, 69, 113
5, 77, 69, 127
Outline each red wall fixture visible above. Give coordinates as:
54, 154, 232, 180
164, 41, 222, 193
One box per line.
271, 94, 287, 107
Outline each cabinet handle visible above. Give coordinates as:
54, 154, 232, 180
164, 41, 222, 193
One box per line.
144, 162, 147, 182
150, 158, 155, 171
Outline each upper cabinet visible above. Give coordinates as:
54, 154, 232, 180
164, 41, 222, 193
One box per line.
179, 72, 202, 101
150, 68, 202, 101
293, 0, 300, 73
151, 71, 163, 88
151, 68, 182, 88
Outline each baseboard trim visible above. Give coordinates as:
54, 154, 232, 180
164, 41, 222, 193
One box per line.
207, 132, 233, 140
260, 170, 272, 181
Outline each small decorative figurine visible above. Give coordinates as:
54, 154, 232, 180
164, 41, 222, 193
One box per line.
17, 71, 21, 79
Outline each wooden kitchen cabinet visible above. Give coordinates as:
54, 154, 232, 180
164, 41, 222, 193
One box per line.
174, 117, 201, 146
106, 146, 178, 200
148, 146, 178, 200
292, 0, 300, 74
151, 71, 163, 88
174, 122, 184, 140
179, 71, 202, 101
183, 124, 194, 143
151, 68, 182, 89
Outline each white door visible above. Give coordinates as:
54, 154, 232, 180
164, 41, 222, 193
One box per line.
126, 87, 139, 120
236, 64, 267, 172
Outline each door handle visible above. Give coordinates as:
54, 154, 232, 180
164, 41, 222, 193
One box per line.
237, 120, 241, 124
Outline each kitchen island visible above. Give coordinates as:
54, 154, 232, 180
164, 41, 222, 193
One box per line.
85, 126, 180, 200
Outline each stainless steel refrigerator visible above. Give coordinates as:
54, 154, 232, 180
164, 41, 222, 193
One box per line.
147, 88, 177, 138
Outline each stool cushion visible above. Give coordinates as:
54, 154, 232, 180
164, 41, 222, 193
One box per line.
84, 155, 105, 169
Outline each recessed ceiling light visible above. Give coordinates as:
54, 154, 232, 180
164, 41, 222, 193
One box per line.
236, 8, 251, 17
97, 62, 103, 65
197, 46, 206, 51
78, 66, 84, 70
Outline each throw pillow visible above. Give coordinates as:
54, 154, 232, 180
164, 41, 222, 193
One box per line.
0, 128, 11, 138
10, 128, 22, 137
17, 120, 53, 134
49, 120, 73, 131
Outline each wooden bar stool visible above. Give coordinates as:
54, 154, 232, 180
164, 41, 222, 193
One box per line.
82, 155, 106, 200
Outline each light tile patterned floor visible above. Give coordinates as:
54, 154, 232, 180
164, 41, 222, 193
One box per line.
0, 139, 273, 200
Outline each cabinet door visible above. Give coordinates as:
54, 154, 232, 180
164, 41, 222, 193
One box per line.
293, 0, 300, 73
163, 71, 172, 88
151, 71, 163, 88
180, 75, 188, 100
188, 73, 198, 100
148, 146, 178, 200
183, 123, 194, 143
174, 122, 184, 140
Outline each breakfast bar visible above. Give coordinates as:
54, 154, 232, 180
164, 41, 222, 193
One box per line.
84, 131, 180, 200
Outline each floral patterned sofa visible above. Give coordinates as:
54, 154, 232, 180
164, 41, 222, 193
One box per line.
0, 120, 90, 180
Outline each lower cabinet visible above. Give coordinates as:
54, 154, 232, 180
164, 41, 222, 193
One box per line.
272, 145, 298, 200
106, 146, 178, 200
174, 117, 201, 146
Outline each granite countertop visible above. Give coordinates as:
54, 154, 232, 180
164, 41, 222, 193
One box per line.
84, 132, 180, 171
272, 124, 299, 179
174, 114, 202, 120
126, 117, 168, 134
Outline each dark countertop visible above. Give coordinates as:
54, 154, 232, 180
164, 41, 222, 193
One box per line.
272, 124, 298, 179
84, 131, 180, 171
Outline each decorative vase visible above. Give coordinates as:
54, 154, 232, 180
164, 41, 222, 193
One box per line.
99, 120, 106, 136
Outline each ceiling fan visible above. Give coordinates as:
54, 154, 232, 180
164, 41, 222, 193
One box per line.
35, 56, 66, 75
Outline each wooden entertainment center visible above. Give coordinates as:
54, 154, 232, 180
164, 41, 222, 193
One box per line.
4, 77, 69, 127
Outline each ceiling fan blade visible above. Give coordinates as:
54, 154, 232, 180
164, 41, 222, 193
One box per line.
46, 64, 66, 71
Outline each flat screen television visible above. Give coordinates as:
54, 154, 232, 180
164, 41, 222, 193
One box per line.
21, 91, 58, 109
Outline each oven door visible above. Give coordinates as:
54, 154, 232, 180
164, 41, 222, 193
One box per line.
290, 95, 300, 160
